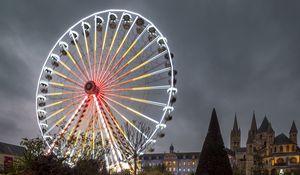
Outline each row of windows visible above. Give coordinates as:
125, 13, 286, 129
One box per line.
142, 155, 199, 160
143, 160, 197, 168
167, 167, 195, 172
273, 145, 296, 153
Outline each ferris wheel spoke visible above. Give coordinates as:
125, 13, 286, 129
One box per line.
97, 96, 134, 150
106, 93, 166, 107
52, 70, 84, 87
40, 96, 84, 123
69, 121, 86, 159
93, 17, 98, 81
81, 24, 93, 80
49, 82, 83, 91
102, 33, 158, 85
44, 91, 83, 97
103, 95, 159, 124
94, 96, 122, 168
96, 13, 110, 81
58, 59, 86, 84
42, 94, 83, 109
106, 50, 167, 85
100, 97, 149, 140
73, 38, 91, 81
103, 85, 170, 92
98, 13, 125, 82
65, 50, 89, 81
106, 36, 159, 82
80, 111, 93, 155
99, 24, 150, 83
93, 96, 118, 159
66, 102, 90, 148
42, 97, 85, 136
47, 97, 88, 153
102, 16, 138, 82
106, 67, 171, 89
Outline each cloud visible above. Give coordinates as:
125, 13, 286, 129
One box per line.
0, 0, 300, 153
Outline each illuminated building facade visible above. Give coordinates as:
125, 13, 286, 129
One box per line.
230, 114, 300, 175
140, 144, 200, 175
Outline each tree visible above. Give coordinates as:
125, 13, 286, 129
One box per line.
8, 137, 108, 175
124, 121, 152, 175
11, 137, 72, 175
70, 132, 109, 175
195, 108, 233, 175
139, 164, 172, 175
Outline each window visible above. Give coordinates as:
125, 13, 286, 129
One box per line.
274, 147, 277, 153
286, 145, 290, 152
277, 158, 284, 164
280, 146, 283, 152
292, 145, 296, 152
290, 157, 297, 164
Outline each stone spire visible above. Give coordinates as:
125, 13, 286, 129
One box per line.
247, 112, 257, 144
290, 121, 298, 134
250, 112, 257, 131
290, 121, 298, 144
233, 114, 239, 132
231, 113, 241, 151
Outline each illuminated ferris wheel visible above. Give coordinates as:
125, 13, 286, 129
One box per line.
36, 9, 177, 170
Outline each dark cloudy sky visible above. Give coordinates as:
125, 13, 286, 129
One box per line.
1, 0, 300, 153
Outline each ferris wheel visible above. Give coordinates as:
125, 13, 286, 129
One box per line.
36, 9, 177, 170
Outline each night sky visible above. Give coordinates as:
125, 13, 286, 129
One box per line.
1, 0, 300, 153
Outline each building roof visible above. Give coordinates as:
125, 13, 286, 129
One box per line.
232, 114, 239, 132
290, 121, 298, 133
247, 114, 257, 144
0, 142, 25, 156
258, 116, 273, 133
250, 112, 257, 131
274, 133, 294, 145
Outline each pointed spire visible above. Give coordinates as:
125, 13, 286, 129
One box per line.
247, 112, 257, 144
250, 112, 257, 131
267, 122, 274, 134
233, 113, 239, 132
290, 120, 298, 133
258, 115, 269, 133
196, 108, 232, 175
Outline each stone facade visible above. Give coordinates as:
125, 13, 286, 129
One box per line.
230, 113, 300, 175
140, 145, 200, 175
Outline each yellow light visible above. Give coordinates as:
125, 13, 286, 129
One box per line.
133, 73, 151, 81
49, 82, 64, 87
48, 108, 65, 118
66, 51, 77, 65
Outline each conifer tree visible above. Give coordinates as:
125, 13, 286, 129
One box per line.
196, 108, 233, 175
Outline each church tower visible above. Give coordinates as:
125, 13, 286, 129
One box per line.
230, 114, 241, 151
246, 112, 257, 153
290, 121, 298, 144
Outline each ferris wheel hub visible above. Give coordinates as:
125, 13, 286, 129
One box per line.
84, 81, 99, 94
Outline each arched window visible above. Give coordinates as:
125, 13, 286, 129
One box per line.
290, 157, 297, 164
286, 145, 290, 152
274, 147, 277, 153
277, 158, 284, 164
292, 145, 296, 152
280, 146, 283, 152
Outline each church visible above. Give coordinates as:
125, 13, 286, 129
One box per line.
230, 113, 300, 175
